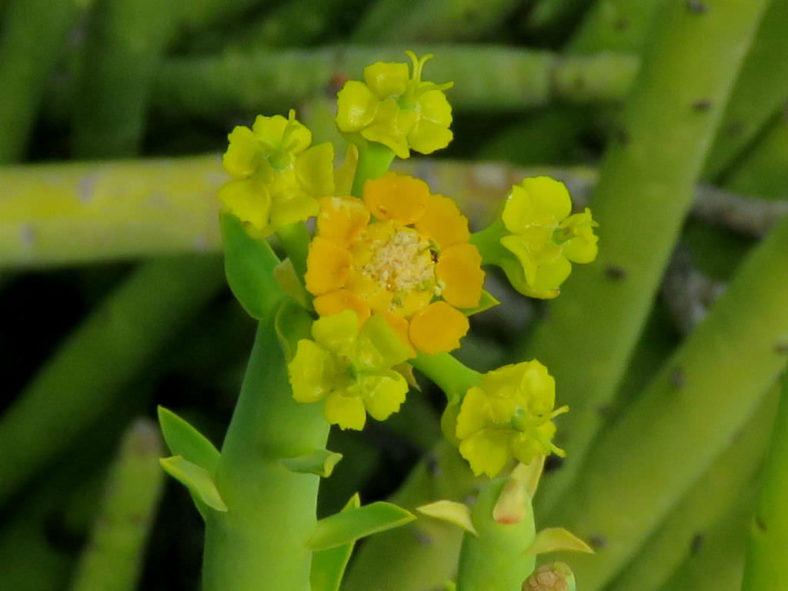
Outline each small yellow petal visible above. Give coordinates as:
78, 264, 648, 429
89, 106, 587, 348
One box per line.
436, 244, 484, 309
359, 371, 408, 421
364, 61, 410, 98
408, 301, 469, 355
223, 126, 262, 177
217, 177, 271, 232
458, 429, 511, 478
314, 290, 371, 323
418, 89, 452, 126
363, 172, 429, 225
408, 119, 453, 155
455, 386, 490, 440
325, 391, 367, 430
317, 196, 370, 248
295, 142, 335, 198
336, 81, 379, 132
305, 237, 353, 295
414, 193, 470, 249
251, 114, 290, 148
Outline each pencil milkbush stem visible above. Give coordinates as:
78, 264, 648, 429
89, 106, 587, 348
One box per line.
522, 0, 769, 519
203, 306, 329, 591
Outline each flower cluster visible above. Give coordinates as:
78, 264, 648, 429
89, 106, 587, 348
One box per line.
336, 51, 453, 158
219, 110, 335, 236
472, 177, 598, 299
454, 360, 568, 477
304, 172, 485, 356
288, 310, 411, 430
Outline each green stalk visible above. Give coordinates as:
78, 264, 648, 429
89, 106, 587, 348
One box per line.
521, 0, 595, 43
203, 305, 330, 590
413, 352, 481, 402
0, 0, 78, 162
351, 142, 395, 198
70, 419, 165, 591
741, 370, 788, 589
148, 46, 636, 120
606, 384, 778, 591
660, 485, 757, 591
547, 213, 788, 589
0, 255, 224, 505
703, 0, 788, 180
71, 0, 178, 157
725, 111, 788, 200
344, 440, 480, 591
520, 0, 769, 518
566, 0, 663, 54
352, 0, 519, 43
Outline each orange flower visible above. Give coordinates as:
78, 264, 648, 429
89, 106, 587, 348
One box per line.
305, 172, 485, 355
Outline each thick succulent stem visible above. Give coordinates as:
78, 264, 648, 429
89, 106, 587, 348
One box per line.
547, 211, 788, 589
0, 256, 224, 505
741, 370, 788, 590
520, 0, 769, 520
202, 305, 330, 591
0, 0, 78, 162
71, 0, 178, 158
70, 419, 165, 591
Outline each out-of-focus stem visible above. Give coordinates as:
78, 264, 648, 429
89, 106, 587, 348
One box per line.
548, 212, 788, 589
566, 0, 663, 54
741, 370, 788, 590
606, 384, 778, 591
520, 0, 769, 520
70, 419, 165, 591
71, 0, 178, 158
0, 255, 224, 505
0, 0, 78, 162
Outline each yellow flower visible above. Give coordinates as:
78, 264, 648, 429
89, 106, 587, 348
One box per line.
288, 310, 411, 430
336, 51, 453, 158
454, 361, 568, 478
473, 177, 598, 299
218, 110, 334, 235
304, 172, 485, 356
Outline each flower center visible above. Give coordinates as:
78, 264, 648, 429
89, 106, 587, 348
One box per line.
361, 226, 436, 298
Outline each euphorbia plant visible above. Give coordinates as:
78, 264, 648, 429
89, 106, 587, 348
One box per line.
158, 51, 598, 591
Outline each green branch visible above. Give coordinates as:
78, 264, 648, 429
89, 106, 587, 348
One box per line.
741, 370, 788, 589
0, 255, 224, 505
519, 0, 769, 520
71, 419, 165, 591
548, 212, 788, 589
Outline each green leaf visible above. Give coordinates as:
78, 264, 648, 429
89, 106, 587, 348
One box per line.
157, 406, 220, 475
310, 494, 361, 591
160, 456, 228, 512
274, 298, 314, 362
460, 289, 501, 316
307, 501, 416, 551
281, 449, 343, 478
417, 500, 477, 536
221, 213, 283, 319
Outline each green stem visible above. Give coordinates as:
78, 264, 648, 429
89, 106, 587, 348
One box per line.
276, 222, 311, 279
350, 142, 395, 198
703, 0, 788, 180
71, 0, 178, 158
725, 110, 788, 200
0, 256, 224, 505
344, 440, 480, 591
413, 352, 481, 403
606, 384, 779, 591
71, 419, 165, 591
0, 0, 78, 162
661, 485, 758, 591
352, 0, 519, 43
548, 212, 788, 589
203, 305, 330, 591
566, 0, 663, 54
521, 0, 769, 520
741, 370, 788, 589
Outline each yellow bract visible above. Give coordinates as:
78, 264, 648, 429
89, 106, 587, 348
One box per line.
454, 360, 568, 478
498, 177, 599, 299
218, 110, 335, 236
336, 52, 454, 158
304, 172, 484, 356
